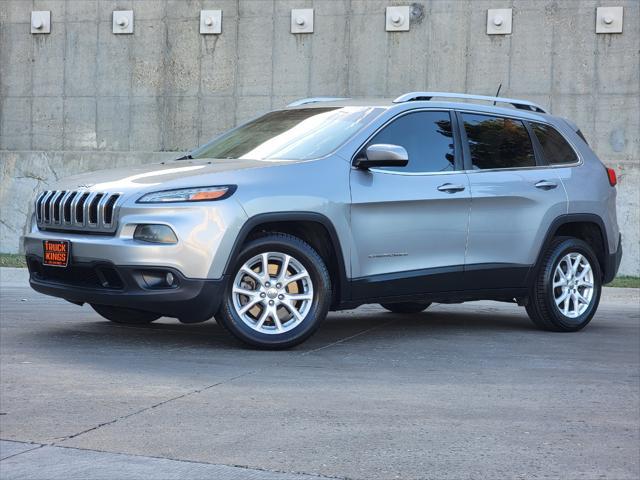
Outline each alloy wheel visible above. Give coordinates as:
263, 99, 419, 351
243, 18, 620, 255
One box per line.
232, 252, 314, 334
552, 252, 595, 318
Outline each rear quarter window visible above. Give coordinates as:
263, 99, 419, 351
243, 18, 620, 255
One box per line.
531, 123, 578, 165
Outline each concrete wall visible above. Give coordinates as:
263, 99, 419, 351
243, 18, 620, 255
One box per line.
0, 0, 638, 275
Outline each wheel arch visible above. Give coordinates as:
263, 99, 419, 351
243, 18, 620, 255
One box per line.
534, 214, 610, 281
223, 212, 349, 308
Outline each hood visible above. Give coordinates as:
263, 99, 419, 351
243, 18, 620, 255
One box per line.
51, 158, 292, 194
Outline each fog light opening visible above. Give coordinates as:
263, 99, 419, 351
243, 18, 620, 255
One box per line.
133, 224, 178, 244
141, 270, 179, 289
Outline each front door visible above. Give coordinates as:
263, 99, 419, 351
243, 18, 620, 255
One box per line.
349, 110, 471, 299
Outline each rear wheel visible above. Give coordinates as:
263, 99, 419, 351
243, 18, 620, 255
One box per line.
91, 304, 160, 324
380, 302, 431, 314
526, 237, 601, 332
217, 233, 331, 349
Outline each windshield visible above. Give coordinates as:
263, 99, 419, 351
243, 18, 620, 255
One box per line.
190, 107, 377, 161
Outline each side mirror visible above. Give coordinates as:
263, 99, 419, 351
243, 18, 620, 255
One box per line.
354, 144, 409, 169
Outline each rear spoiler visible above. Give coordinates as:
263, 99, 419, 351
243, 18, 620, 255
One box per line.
561, 118, 588, 144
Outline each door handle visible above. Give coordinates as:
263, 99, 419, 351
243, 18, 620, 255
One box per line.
535, 180, 558, 190
437, 183, 466, 193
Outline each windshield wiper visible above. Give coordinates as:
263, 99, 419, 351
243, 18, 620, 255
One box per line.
176, 153, 193, 160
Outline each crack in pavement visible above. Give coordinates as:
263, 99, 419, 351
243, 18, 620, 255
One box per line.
55, 444, 350, 479
0, 442, 45, 462
0, 440, 350, 479
0, 311, 395, 476
48, 317, 396, 447
52, 371, 255, 445
299, 319, 397, 357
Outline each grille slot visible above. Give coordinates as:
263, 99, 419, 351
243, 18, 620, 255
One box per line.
104, 194, 119, 225
35, 190, 122, 234
52, 191, 66, 223
43, 192, 54, 222
76, 192, 90, 224
88, 193, 104, 224
63, 192, 77, 222
35, 192, 46, 222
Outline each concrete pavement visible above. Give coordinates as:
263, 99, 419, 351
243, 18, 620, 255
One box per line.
1, 267, 639, 479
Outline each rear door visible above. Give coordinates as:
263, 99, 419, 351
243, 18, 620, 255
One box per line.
457, 111, 568, 288
349, 110, 471, 299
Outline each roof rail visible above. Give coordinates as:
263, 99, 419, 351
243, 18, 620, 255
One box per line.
393, 91, 548, 114
287, 97, 350, 107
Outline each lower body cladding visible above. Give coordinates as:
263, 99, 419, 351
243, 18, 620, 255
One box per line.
23, 225, 623, 325
26, 256, 227, 323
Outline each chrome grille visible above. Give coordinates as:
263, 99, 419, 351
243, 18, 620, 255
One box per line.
35, 190, 122, 234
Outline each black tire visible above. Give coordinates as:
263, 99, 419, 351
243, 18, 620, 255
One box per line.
217, 233, 331, 349
214, 314, 231, 333
526, 237, 602, 332
91, 304, 160, 324
380, 302, 431, 314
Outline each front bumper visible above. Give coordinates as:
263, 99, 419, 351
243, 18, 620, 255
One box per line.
603, 234, 622, 284
27, 256, 228, 322
23, 199, 246, 279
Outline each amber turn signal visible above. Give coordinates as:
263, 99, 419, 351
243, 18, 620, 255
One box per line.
190, 190, 228, 201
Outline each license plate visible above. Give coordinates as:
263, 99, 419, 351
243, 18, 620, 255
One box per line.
43, 240, 70, 267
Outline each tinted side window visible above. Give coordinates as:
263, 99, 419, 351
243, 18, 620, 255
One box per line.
531, 123, 578, 165
367, 111, 455, 173
462, 114, 536, 169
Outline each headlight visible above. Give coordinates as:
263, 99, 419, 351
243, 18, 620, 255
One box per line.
137, 185, 235, 203
133, 224, 178, 244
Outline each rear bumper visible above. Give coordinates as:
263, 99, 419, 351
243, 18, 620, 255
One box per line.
603, 234, 622, 284
27, 256, 227, 322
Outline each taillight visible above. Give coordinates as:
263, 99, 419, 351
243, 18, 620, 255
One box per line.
606, 167, 617, 187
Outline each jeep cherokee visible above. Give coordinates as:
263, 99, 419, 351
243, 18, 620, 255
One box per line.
24, 92, 623, 349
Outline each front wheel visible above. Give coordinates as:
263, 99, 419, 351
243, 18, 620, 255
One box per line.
91, 304, 160, 324
216, 233, 331, 349
526, 237, 602, 332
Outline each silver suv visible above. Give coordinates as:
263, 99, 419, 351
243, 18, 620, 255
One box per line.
24, 92, 622, 349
